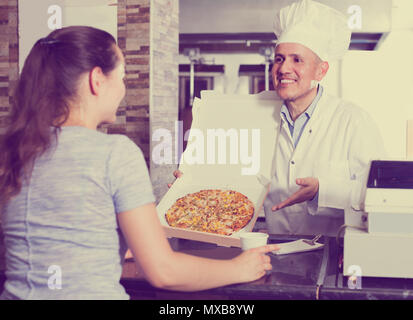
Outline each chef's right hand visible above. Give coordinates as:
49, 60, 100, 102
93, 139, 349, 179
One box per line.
232, 244, 279, 282
168, 170, 183, 188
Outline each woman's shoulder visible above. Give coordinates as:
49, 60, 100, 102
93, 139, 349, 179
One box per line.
59, 126, 135, 147
56, 127, 142, 161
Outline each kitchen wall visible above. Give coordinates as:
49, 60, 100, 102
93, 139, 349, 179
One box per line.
180, 0, 392, 34
340, 0, 413, 159
408, 120, 413, 158
18, 0, 118, 72
341, 30, 413, 159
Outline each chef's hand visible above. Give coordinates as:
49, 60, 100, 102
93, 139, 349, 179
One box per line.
233, 244, 279, 282
272, 177, 319, 211
167, 170, 183, 188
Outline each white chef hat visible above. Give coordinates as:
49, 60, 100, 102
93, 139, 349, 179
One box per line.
273, 0, 351, 61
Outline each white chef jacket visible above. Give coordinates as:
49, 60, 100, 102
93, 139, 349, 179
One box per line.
263, 91, 386, 237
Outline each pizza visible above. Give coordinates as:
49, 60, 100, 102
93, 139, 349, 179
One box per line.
165, 189, 254, 236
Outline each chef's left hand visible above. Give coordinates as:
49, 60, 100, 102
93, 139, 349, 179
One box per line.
272, 177, 319, 211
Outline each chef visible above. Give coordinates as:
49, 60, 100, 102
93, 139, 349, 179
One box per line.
265, 0, 386, 236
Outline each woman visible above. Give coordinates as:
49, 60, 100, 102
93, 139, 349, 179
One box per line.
0, 26, 277, 299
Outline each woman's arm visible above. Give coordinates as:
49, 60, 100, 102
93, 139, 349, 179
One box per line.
118, 203, 278, 291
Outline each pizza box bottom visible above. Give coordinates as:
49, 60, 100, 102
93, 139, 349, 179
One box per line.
156, 176, 269, 248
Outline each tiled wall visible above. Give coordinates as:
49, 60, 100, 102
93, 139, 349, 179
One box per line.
101, 0, 151, 162
0, 0, 18, 131
105, 0, 152, 162
149, 0, 179, 200
107, 0, 179, 201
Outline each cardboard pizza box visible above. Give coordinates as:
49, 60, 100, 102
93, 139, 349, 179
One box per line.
156, 90, 282, 247
157, 176, 270, 247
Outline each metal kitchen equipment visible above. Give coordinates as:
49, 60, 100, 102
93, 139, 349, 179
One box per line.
258, 46, 274, 91
344, 160, 413, 279
183, 48, 203, 107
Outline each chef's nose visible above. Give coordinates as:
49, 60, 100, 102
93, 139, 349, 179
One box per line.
277, 58, 293, 74
271, 63, 288, 80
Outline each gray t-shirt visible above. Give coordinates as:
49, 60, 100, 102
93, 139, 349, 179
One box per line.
0, 126, 155, 299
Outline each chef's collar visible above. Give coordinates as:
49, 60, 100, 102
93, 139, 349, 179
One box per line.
280, 84, 323, 125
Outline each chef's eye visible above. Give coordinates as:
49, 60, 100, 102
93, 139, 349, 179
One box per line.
274, 56, 284, 64
294, 57, 302, 63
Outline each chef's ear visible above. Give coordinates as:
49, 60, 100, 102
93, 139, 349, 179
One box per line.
315, 61, 329, 81
89, 66, 105, 96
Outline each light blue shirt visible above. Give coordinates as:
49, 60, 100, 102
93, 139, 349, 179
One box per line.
280, 85, 323, 148
280, 85, 323, 207
1, 127, 156, 300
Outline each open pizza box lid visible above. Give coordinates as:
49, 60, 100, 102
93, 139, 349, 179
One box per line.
156, 90, 282, 247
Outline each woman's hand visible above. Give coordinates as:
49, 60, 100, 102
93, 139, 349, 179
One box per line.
167, 170, 183, 188
232, 244, 279, 282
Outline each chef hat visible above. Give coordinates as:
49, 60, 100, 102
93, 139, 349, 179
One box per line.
273, 0, 351, 61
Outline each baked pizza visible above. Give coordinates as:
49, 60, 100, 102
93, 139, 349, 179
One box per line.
165, 189, 254, 236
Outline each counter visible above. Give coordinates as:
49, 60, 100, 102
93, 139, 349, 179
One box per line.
2, 229, 413, 300
121, 234, 324, 300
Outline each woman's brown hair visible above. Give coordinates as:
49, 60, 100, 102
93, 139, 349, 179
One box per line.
0, 26, 119, 206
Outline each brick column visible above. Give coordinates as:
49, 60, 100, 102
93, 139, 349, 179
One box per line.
149, 0, 179, 201
0, 0, 18, 131
109, 0, 179, 201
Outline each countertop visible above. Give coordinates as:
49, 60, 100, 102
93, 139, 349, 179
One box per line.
121, 234, 327, 300
2, 228, 413, 300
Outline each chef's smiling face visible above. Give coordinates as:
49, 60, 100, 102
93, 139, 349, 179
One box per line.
272, 42, 328, 104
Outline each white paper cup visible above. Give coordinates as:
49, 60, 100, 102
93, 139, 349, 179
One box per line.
239, 232, 269, 251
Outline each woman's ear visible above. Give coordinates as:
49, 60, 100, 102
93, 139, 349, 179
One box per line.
89, 66, 105, 96
315, 61, 329, 81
